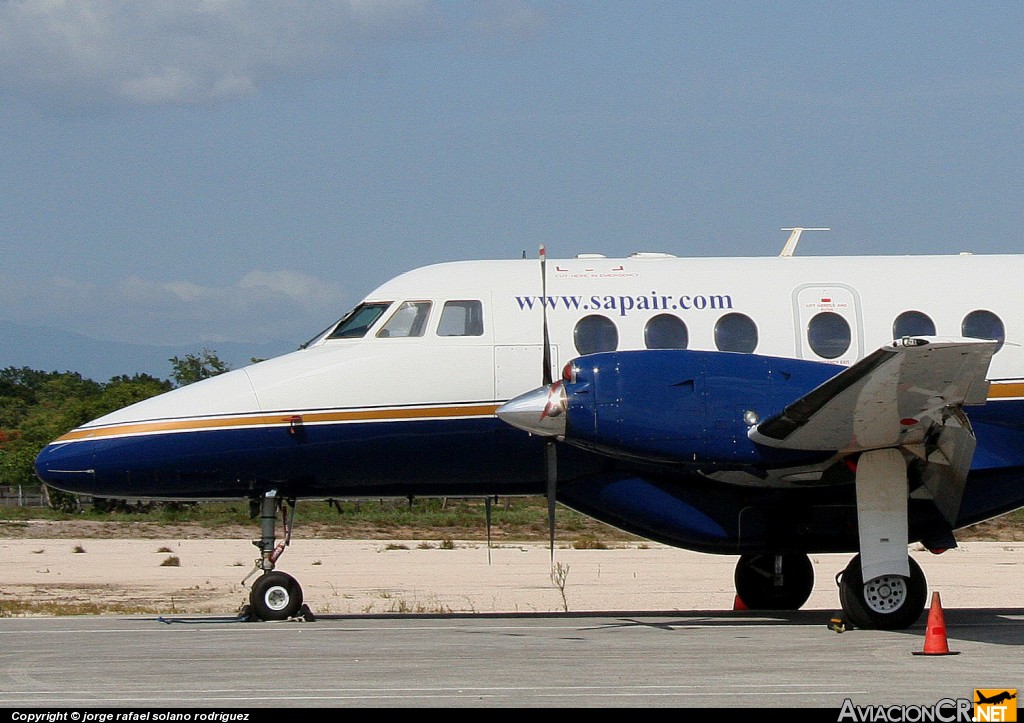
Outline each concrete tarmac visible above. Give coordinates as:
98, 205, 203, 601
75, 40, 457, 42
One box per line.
0, 540, 1021, 709
0, 609, 1021, 709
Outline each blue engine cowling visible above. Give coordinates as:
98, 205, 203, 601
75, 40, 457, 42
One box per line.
561, 349, 844, 469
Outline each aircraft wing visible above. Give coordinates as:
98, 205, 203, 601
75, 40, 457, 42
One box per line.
748, 337, 995, 456
749, 337, 997, 566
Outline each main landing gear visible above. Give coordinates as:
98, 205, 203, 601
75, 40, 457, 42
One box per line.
837, 553, 928, 630
732, 551, 929, 630
242, 490, 306, 621
733, 552, 815, 611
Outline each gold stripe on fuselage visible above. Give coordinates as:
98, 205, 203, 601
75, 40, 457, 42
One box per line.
987, 382, 1024, 399
55, 404, 503, 444
51, 383, 1024, 445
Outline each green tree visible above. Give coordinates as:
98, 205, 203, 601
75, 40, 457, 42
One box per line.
0, 368, 103, 488
168, 348, 231, 387
0, 356, 230, 499
93, 374, 173, 417
0, 368, 174, 490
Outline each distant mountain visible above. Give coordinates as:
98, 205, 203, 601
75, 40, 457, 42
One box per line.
0, 321, 298, 382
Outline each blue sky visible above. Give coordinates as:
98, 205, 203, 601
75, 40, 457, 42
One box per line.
1, 1, 1022, 370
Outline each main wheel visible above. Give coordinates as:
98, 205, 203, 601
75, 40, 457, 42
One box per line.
734, 552, 815, 610
250, 571, 303, 621
838, 554, 927, 630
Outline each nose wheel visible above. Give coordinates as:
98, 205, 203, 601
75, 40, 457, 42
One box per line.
250, 570, 304, 621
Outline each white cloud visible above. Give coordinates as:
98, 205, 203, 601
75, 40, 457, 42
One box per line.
0, 270, 351, 346
238, 270, 343, 310
0, 0, 431, 108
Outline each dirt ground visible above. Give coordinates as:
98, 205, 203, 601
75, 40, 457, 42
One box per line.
1, 517, 1021, 619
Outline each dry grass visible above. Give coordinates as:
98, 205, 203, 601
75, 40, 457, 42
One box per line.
0, 599, 158, 617
1, 500, 1020, 543
959, 515, 1024, 541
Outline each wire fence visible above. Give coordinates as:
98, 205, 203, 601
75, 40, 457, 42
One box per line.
0, 485, 48, 507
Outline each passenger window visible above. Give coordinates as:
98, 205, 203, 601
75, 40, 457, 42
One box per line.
962, 310, 1005, 352
437, 300, 484, 337
574, 315, 618, 355
807, 312, 851, 359
892, 311, 936, 339
714, 313, 758, 353
644, 314, 688, 349
326, 302, 392, 340
377, 301, 432, 338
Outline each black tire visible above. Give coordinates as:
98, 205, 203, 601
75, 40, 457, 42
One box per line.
838, 554, 927, 630
250, 571, 303, 621
734, 552, 815, 610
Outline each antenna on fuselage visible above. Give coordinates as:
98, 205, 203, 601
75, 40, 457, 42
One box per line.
780, 227, 830, 257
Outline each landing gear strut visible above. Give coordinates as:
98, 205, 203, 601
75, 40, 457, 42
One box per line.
838, 553, 927, 630
733, 552, 814, 610
242, 489, 304, 621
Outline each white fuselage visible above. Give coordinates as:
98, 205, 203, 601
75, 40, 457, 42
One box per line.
83, 252, 1024, 430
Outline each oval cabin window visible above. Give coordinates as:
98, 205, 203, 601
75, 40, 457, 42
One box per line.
807, 312, 852, 359
644, 314, 689, 350
892, 311, 936, 340
574, 315, 619, 355
714, 313, 758, 354
962, 310, 1005, 352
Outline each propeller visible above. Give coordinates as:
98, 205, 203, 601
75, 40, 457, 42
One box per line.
540, 245, 557, 561
496, 247, 565, 560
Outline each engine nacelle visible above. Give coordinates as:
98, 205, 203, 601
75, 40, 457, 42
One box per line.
561, 349, 842, 468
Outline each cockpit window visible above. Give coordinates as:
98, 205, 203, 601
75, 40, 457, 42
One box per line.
437, 300, 484, 337
377, 301, 432, 338
326, 302, 391, 340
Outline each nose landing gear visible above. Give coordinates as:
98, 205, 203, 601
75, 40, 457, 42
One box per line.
242, 489, 307, 621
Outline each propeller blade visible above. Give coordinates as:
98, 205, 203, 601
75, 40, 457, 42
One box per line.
540, 244, 552, 386
540, 245, 557, 560
546, 439, 557, 561
485, 495, 492, 565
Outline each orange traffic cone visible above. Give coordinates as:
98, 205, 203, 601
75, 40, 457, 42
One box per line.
733, 594, 748, 611
913, 592, 959, 656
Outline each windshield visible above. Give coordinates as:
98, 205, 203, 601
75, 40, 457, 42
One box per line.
302, 302, 392, 347
327, 302, 391, 340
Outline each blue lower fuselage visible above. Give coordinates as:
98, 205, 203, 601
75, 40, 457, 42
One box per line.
34, 399, 1024, 555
